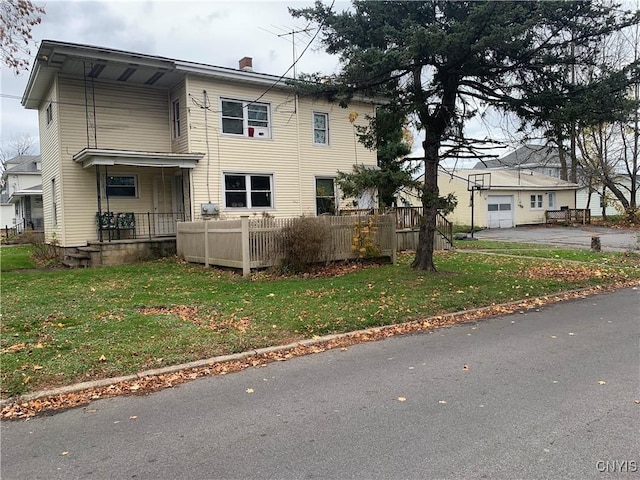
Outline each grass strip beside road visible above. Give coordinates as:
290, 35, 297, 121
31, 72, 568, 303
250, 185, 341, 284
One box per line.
2, 247, 639, 399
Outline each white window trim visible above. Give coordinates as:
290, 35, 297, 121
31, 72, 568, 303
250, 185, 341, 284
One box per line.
315, 176, 337, 216
312, 111, 329, 146
219, 98, 272, 139
172, 99, 181, 138
222, 172, 275, 210
530, 194, 544, 210
103, 174, 139, 199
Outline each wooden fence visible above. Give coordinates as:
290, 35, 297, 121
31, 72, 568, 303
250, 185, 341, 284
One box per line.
545, 209, 591, 225
340, 207, 453, 250
177, 215, 396, 277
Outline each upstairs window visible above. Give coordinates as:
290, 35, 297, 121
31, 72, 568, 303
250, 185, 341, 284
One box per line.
172, 99, 181, 138
313, 112, 329, 145
221, 99, 271, 138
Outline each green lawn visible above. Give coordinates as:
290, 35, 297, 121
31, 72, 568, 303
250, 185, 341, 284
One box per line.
1, 249, 638, 399
0, 246, 36, 272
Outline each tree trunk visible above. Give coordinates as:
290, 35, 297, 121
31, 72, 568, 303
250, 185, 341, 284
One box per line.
412, 137, 439, 271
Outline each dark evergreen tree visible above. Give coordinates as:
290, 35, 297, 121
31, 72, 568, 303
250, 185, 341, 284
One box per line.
291, 0, 638, 271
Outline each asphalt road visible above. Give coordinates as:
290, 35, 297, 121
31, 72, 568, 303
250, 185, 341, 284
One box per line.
2, 287, 639, 480
473, 225, 639, 252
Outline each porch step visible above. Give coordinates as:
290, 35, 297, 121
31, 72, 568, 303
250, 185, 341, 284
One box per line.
68, 252, 91, 259
78, 246, 101, 253
62, 257, 90, 268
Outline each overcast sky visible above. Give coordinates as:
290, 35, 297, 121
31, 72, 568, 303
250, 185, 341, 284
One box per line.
0, 0, 511, 165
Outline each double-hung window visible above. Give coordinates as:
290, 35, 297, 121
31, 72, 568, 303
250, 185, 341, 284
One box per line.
224, 173, 273, 209
313, 112, 329, 145
530, 194, 543, 209
106, 175, 137, 198
548, 192, 556, 209
316, 178, 336, 215
221, 99, 271, 138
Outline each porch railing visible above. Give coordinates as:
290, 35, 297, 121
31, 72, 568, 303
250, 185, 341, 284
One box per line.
339, 206, 454, 248
2, 218, 42, 239
96, 212, 186, 241
545, 208, 591, 225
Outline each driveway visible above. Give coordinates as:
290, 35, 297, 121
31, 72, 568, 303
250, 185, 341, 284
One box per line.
473, 225, 639, 251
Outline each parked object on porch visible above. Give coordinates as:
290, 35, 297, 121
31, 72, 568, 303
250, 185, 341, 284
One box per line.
96, 212, 136, 240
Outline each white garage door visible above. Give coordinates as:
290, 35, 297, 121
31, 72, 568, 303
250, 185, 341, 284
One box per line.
487, 195, 514, 228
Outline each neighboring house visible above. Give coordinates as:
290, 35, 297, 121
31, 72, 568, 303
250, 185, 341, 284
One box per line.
0, 155, 43, 230
576, 176, 638, 218
21, 41, 377, 257
399, 168, 579, 228
474, 144, 563, 178
474, 144, 635, 217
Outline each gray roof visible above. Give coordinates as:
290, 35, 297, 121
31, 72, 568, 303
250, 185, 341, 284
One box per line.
3, 155, 41, 175
474, 144, 561, 169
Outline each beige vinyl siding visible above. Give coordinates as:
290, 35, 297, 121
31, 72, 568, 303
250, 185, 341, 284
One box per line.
298, 98, 376, 215
38, 77, 64, 244
186, 75, 376, 218
55, 76, 173, 245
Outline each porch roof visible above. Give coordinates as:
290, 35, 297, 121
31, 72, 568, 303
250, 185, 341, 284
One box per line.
9, 184, 43, 203
73, 149, 204, 169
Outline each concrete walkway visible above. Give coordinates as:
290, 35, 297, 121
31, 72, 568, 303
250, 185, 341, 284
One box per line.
472, 225, 640, 252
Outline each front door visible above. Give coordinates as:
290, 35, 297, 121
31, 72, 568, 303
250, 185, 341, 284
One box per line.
153, 175, 175, 235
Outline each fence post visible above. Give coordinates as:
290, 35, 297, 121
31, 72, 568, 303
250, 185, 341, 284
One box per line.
204, 219, 209, 268
389, 214, 397, 265
241, 215, 250, 277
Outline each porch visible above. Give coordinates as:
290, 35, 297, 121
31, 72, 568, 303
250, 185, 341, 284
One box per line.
62, 211, 184, 267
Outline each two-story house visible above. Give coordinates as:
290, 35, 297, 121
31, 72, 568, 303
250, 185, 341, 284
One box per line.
0, 155, 43, 231
21, 40, 377, 261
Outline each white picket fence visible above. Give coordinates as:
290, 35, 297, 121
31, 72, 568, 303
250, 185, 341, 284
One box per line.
177, 215, 397, 277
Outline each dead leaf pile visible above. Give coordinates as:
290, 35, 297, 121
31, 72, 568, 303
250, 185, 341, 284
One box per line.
524, 264, 624, 281
2, 280, 638, 420
138, 305, 251, 333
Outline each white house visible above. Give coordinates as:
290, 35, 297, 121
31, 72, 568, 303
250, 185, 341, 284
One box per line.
0, 155, 43, 231
21, 41, 378, 262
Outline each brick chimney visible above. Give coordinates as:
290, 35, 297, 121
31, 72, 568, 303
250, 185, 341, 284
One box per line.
239, 57, 253, 72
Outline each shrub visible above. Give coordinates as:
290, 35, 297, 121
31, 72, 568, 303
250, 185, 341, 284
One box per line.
30, 234, 61, 268
278, 217, 330, 272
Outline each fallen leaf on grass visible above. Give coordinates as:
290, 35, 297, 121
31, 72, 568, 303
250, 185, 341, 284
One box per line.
32, 365, 43, 371
99, 355, 107, 362
4, 343, 25, 353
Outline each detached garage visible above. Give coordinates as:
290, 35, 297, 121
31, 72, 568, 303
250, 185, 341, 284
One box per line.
400, 169, 579, 229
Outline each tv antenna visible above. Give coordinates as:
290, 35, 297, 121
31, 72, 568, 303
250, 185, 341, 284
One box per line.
258, 24, 314, 78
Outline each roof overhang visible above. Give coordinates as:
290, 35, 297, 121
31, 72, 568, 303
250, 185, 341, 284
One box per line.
73, 149, 204, 169
9, 186, 43, 203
